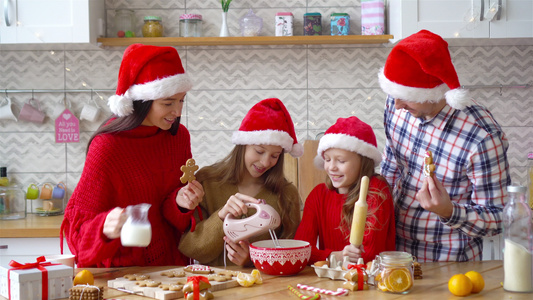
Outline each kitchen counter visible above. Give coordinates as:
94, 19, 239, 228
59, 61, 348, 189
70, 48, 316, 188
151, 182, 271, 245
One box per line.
0, 214, 63, 238
2, 260, 529, 300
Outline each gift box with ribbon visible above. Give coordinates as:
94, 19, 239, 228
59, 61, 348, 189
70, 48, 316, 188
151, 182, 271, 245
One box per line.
0, 256, 73, 300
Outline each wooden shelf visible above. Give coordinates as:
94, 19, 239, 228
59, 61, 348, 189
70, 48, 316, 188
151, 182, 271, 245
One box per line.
97, 35, 393, 47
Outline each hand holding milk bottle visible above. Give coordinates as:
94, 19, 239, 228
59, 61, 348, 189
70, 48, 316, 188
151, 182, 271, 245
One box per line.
120, 203, 152, 247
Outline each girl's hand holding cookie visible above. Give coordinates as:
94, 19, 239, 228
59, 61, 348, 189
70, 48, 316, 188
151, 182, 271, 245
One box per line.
176, 180, 204, 210
103, 207, 128, 239
218, 193, 261, 220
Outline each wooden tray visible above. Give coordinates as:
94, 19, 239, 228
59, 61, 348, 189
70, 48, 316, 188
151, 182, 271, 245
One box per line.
107, 266, 240, 300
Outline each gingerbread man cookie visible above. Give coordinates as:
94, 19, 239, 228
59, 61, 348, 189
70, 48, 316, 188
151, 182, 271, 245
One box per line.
216, 270, 240, 277
161, 270, 186, 278
423, 150, 436, 177
207, 274, 232, 282
180, 158, 199, 184
184, 264, 213, 274
159, 283, 184, 291
185, 290, 214, 300
136, 280, 161, 287
124, 274, 150, 281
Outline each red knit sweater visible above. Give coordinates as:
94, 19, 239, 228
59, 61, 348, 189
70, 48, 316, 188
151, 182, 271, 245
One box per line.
61, 124, 195, 267
295, 176, 396, 264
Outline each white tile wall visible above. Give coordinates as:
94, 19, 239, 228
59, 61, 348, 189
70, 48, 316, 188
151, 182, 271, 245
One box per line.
1, 2, 532, 259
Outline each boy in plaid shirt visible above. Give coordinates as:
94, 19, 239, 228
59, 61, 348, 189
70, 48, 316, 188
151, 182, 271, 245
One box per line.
378, 30, 511, 262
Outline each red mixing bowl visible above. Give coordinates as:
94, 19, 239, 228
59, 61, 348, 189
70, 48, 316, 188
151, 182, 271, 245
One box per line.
249, 239, 311, 276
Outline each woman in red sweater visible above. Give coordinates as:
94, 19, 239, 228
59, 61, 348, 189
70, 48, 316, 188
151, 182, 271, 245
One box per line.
61, 44, 204, 267
295, 116, 395, 265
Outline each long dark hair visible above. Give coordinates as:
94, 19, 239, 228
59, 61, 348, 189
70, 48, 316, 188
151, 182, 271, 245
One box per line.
196, 145, 299, 238
86, 100, 180, 153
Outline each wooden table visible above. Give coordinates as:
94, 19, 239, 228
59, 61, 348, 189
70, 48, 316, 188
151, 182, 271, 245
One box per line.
2, 260, 527, 300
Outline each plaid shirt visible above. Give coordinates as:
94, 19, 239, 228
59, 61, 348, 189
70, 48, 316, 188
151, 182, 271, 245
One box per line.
380, 96, 510, 262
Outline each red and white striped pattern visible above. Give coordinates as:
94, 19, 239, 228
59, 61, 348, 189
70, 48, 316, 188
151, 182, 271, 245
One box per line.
296, 284, 349, 296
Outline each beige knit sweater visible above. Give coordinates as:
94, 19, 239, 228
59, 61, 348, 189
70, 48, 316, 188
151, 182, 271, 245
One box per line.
178, 177, 300, 266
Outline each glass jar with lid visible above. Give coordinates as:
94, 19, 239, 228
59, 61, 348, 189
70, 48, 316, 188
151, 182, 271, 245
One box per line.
142, 16, 164, 37
372, 251, 414, 294
240, 9, 262, 37
179, 14, 202, 37
114, 9, 135, 38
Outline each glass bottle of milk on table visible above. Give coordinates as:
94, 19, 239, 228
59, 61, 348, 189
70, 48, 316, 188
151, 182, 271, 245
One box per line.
502, 185, 533, 293
121, 203, 152, 247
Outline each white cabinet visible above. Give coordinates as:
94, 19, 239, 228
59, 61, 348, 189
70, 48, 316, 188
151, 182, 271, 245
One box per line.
389, 0, 533, 40
0, 0, 104, 44
0, 237, 71, 266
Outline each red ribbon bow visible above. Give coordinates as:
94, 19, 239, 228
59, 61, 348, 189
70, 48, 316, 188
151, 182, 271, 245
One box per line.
8, 256, 59, 300
347, 263, 367, 290
186, 276, 209, 300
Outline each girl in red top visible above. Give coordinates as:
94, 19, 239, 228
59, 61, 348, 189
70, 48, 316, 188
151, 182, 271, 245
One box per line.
61, 44, 204, 267
295, 116, 395, 264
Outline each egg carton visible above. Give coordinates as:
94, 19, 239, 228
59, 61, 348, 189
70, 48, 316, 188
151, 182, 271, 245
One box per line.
311, 265, 347, 280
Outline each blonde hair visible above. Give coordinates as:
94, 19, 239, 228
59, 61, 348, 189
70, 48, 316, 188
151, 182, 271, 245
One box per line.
196, 145, 299, 238
324, 156, 391, 239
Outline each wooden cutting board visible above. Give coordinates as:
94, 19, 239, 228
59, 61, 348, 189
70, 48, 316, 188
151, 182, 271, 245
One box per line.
108, 266, 239, 300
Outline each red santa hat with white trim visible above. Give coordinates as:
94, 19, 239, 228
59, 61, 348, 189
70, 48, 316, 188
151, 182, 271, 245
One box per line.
232, 98, 303, 157
108, 44, 193, 117
315, 116, 381, 168
378, 30, 471, 110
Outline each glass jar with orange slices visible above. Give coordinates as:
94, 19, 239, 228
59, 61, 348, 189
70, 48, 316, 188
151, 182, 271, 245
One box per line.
373, 251, 414, 294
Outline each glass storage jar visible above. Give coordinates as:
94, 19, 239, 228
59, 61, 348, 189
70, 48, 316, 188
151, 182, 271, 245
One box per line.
142, 16, 164, 37
373, 251, 414, 294
240, 9, 262, 37
0, 185, 26, 220
114, 9, 135, 38
179, 14, 202, 37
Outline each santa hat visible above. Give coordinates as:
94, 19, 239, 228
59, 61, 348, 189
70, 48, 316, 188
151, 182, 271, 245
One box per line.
315, 116, 381, 168
232, 98, 303, 157
378, 30, 471, 110
108, 44, 193, 117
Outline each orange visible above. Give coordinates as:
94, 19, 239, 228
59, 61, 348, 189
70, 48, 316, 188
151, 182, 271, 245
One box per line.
251, 269, 263, 284
236, 272, 255, 287
385, 268, 412, 293
73, 269, 94, 286
465, 271, 485, 293
448, 274, 473, 297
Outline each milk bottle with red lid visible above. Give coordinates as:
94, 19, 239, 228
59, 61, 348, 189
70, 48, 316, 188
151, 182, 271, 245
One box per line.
502, 185, 533, 293
121, 203, 152, 247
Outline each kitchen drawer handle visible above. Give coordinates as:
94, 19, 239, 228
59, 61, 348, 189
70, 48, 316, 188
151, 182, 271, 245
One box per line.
3, 0, 12, 26
0, 245, 7, 249
496, 0, 502, 20
480, 0, 484, 21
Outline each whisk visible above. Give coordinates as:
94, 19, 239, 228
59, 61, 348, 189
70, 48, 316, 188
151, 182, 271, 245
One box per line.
269, 228, 281, 248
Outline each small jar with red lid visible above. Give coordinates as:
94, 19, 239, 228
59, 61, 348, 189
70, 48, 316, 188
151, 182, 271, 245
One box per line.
179, 14, 203, 37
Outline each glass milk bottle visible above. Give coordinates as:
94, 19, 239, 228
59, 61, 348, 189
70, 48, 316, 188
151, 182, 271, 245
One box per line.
502, 185, 533, 293
121, 203, 152, 247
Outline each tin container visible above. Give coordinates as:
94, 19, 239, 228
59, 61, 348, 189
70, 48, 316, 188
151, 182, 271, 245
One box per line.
179, 14, 202, 37
275, 12, 293, 36
331, 13, 350, 36
304, 12, 322, 36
